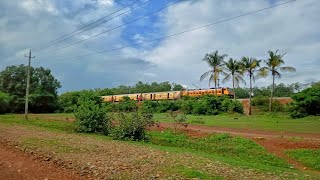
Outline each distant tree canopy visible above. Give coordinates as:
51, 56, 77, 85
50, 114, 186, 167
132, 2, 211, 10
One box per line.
234, 83, 300, 99
0, 65, 61, 113
96, 81, 185, 96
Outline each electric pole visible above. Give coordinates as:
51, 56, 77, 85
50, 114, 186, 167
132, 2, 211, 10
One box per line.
24, 50, 35, 120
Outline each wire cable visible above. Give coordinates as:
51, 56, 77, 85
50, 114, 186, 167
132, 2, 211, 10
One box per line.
41, 0, 183, 55
43, 0, 296, 61
32, 0, 145, 52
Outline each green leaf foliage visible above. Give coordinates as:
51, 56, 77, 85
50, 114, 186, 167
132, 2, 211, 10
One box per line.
74, 91, 110, 135
0, 64, 61, 113
0, 92, 11, 114
251, 96, 284, 112
288, 82, 320, 118
111, 112, 155, 141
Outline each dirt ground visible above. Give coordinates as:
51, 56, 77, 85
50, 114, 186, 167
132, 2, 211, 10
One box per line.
1, 124, 314, 180
152, 122, 320, 173
0, 144, 82, 180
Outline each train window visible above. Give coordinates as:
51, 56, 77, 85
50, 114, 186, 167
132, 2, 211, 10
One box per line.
150, 94, 152, 99
167, 93, 169, 99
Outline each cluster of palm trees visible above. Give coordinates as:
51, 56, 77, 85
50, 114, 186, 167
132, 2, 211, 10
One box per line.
200, 50, 296, 115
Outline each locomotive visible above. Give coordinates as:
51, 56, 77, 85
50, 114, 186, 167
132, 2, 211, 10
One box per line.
102, 88, 234, 102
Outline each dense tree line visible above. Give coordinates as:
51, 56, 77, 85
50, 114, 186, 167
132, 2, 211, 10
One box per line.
234, 83, 303, 99
0, 65, 61, 113
97, 81, 185, 96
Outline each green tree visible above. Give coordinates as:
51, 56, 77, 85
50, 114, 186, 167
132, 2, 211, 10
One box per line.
222, 58, 246, 100
289, 82, 320, 118
0, 65, 61, 113
172, 83, 185, 91
200, 50, 227, 94
74, 90, 110, 134
0, 92, 11, 114
241, 57, 263, 115
263, 50, 296, 112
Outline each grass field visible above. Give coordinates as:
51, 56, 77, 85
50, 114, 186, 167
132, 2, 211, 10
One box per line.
0, 114, 319, 179
21, 113, 320, 134
154, 113, 320, 134
286, 149, 320, 170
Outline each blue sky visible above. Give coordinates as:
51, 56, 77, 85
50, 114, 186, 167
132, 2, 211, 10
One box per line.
1, 0, 319, 92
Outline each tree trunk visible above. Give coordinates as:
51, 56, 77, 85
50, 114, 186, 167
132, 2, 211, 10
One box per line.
249, 73, 252, 115
269, 74, 275, 112
232, 75, 235, 100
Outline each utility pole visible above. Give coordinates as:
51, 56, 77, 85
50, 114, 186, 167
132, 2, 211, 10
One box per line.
24, 50, 35, 120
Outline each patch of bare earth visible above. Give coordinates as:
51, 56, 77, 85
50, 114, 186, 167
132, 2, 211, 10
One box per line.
0, 124, 311, 179
0, 143, 81, 180
154, 123, 320, 175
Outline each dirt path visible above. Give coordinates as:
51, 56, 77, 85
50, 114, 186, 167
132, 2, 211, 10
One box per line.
155, 122, 320, 173
158, 122, 320, 140
0, 144, 81, 180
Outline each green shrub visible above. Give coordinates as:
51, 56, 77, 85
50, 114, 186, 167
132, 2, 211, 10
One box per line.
157, 100, 180, 113
221, 99, 244, 114
74, 91, 110, 135
0, 92, 11, 114
141, 100, 158, 113
58, 91, 81, 113
288, 83, 320, 118
111, 112, 155, 141
252, 96, 284, 112
104, 96, 138, 112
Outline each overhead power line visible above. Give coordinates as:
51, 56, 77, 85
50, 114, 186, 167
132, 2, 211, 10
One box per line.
47, 0, 296, 61
41, 0, 183, 55
32, 0, 146, 52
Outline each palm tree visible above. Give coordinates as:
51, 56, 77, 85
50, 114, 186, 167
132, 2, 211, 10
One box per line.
200, 50, 227, 94
264, 50, 296, 112
222, 58, 246, 100
241, 57, 263, 115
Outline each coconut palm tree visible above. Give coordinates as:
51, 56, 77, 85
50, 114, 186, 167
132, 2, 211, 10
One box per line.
264, 50, 296, 112
241, 57, 264, 115
222, 58, 246, 100
200, 50, 227, 94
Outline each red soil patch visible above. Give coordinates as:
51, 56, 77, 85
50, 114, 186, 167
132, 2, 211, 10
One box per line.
151, 122, 320, 172
0, 144, 81, 180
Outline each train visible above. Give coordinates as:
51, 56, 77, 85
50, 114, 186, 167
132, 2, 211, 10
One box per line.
102, 88, 234, 102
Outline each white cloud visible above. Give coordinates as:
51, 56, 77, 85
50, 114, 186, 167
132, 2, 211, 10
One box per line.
21, 0, 58, 15
1, 0, 320, 92
127, 0, 320, 88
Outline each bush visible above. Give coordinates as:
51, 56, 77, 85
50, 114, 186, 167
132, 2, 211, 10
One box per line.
58, 91, 81, 113
0, 92, 11, 114
105, 96, 138, 112
157, 100, 180, 113
252, 95, 284, 112
74, 91, 110, 135
141, 100, 158, 113
288, 83, 320, 118
111, 112, 155, 140
221, 99, 244, 114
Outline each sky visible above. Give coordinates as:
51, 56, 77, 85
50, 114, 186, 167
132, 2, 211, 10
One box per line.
1, 0, 319, 93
